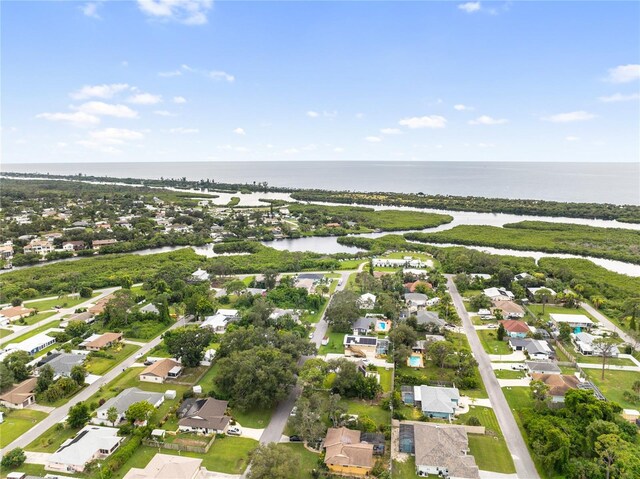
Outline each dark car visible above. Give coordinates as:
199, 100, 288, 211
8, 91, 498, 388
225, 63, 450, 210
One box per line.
288, 435, 302, 442
143, 360, 153, 366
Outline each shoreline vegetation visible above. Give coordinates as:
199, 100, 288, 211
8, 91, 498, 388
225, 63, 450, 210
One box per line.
3, 171, 639, 222
405, 221, 640, 265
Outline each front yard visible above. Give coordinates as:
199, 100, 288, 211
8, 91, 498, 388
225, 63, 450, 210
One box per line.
318, 331, 345, 355
85, 343, 140, 375
0, 408, 47, 448
477, 329, 511, 356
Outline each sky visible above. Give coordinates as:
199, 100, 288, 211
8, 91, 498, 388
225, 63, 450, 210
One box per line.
2, 0, 639, 164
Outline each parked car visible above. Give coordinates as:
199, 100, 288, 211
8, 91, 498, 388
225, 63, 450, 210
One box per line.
289, 435, 302, 442
227, 426, 242, 436
487, 324, 498, 329
135, 353, 144, 359
290, 406, 298, 417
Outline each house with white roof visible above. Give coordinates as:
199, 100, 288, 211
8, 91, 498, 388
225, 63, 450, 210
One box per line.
200, 313, 229, 333
46, 426, 123, 473
12, 332, 56, 355
550, 313, 594, 331
483, 287, 514, 301
191, 269, 210, 282
573, 332, 620, 357
357, 293, 377, 310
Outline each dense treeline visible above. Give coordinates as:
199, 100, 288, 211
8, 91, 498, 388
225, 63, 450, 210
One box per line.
406, 221, 640, 264
290, 190, 640, 222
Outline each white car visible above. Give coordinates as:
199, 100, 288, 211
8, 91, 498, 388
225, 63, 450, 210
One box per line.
487, 324, 498, 329
290, 406, 298, 417
227, 426, 242, 436
134, 353, 144, 359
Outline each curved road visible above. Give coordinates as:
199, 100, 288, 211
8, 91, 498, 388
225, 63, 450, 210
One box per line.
447, 276, 539, 479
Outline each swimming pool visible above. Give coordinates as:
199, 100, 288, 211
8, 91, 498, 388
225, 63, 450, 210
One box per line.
409, 355, 421, 367
377, 321, 388, 331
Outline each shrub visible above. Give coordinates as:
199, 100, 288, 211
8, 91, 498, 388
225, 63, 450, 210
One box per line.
1, 448, 26, 468
466, 416, 481, 426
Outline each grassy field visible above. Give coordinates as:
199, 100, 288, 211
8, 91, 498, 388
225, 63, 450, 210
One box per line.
394, 456, 418, 479
318, 331, 345, 354
0, 463, 78, 479
85, 343, 141, 375
574, 353, 635, 366
526, 304, 595, 324
583, 368, 640, 409
406, 221, 640, 265
477, 329, 511, 355
20, 311, 57, 326
26, 423, 80, 453
276, 443, 322, 479
0, 328, 12, 338
6, 320, 61, 345
494, 369, 526, 379
340, 398, 390, 427
378, 367, 393, 393
24, 293, 99, 311
0, 408, 47, 448
232, 406, 273, 429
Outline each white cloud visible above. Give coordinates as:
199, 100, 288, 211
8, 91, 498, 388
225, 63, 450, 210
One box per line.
477, 142, 495, 148
283, 148, 300, 154
306, 111, 320, 118
219, 145, 250, 153
454, 104, 473, 111
334, 147, 345, 153
153, 110, 173, 116
81, 2, 102, 19
90, 128, 144, 143
209, 71, 235, 82
605, 64, 640, 83
70, 83, 130, 100
543, 111, 596, 123
173, 96, 187, 104
380, 128, 402, 135
169, 127, 199, 134
458, 2, 481, 13
233, 128, 246, 136
598, 92, 640, 103
399, 115, 447, 129
565, 136, 580, 142
365, 136, 382, 143
159, 70, 182, 77
36, 111, 100, 126
137, 0, 213, 25
322, 110, 338, 118
76, 101, 138, 118
128, 93, 162, 105
468, 115, 508, 125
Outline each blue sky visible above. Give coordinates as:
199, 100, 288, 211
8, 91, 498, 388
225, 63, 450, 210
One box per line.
2, 0, 639, 163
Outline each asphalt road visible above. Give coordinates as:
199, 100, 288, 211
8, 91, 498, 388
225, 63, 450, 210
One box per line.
446, 275, 540, 479
581, 301, 638, 351
0, 315, 188, 455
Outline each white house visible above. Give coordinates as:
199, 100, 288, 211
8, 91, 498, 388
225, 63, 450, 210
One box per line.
550, 313, 594, 331
139, 358, 183, 383
404, 293, 428, 309
483, 287, 514, 301
200, 313, 228, 333
12, 332, 57, 355
191, 269, 210, 282
46, 426, 123, 473
573, 332, 620, 357
95, 388, 165, 426
357, 293, 377, 310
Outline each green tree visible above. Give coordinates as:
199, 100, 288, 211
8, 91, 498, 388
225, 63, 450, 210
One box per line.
164, 327, 215, 367
0, 362, 15, 391
66, 320, 90, 338
79, 286, 93, 298
530, 379, 549, 404
125, 401, 155, 424
247, 443, 300, 479
327, 393, 347, 427
1, 448, 26, 468
70, 365, 86, 385
106, 406, 119, 426
289, 393, 327, 443
427, 341, 455, 369
120, 275, 133, 289
593, 338, 618, 380
3, 351, 31, 382
595, 434, 624, 479
216, 347, 297, 410
497, 323, 506, 341
470, 294, 492, 310
262, 269, 278, 290
67, 403, 90, 428
325, 290, 360, 333
36, 364, 55, 393
298, 358, 329, 390
559, 322, 572, 342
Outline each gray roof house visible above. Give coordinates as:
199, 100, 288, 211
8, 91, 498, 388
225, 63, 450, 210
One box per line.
508, 338, 554, 359
38, 353, 85, 379
415, 311, 445, 328
140, 303, 159, 314
178, 398, 231, 434
413, 386, 461, 419
95, 387, 165, 425
352, 317, 375, 335
526, 361, 561, 375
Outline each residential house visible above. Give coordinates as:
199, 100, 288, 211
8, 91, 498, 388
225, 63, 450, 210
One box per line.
201, 313, 229, 333
499, 320, 530, 338
269, 308, 300, 325
415, 310, 445, 328
0, 378, 37, 409
91, 239, 118, 250
61, 311, 94, 328
46, 426, 123, 473
526, 361, 562, 375
527, 287, 557, 300
514, 272, 534, 281
401, 422, 480, 479
24, 239, 54, 256
140, 358, 183, 383
357, 293, 376, 310
483, 287, 515, 301
491, 300, 525, 319
82, 332, 122, 351
404, 280, 431, 292
95, 388, 164, 425
531, 373, 581, 403
13, 332, 56, 355
411, 385, 461, 420
404, 293, 428, 310
573, 332, 620, 357
38, 353, 85, 379
88, 294, 114, 315
0, 244, 14, 260
0, 305, 35, 322
344, 335, 379, 357
550, 314, 594, 331
508, 338, 554, 360
177, 398, 231, 434
140, 303, 159, 315
122, 454, 205, 479
323, 427, 374, 477
190, 269, 210, 282
352, 317, 375, 336
62, 240, 86, 251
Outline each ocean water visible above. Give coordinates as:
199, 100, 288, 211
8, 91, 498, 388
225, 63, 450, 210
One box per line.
3, 161, 639, 205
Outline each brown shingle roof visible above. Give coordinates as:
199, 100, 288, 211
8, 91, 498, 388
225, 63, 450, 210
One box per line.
0, 377, 37, 405
532, 373, 581, 397
491, 300, 524, 315
85, 332, 122, 349
88, 294, 115, 315
141, 358, 181, 378
178, 398, 230, 431
0, 306, 35, 319
324, 427, 374, 469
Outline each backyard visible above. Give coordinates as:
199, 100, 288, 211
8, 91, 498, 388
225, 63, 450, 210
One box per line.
583, 368, 640, 409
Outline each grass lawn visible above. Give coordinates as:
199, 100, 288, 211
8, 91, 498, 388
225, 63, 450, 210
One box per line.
6, 320, 61, 345
318, 331, 345, 355
0, 408, 47, 448
0, 328, 12, 338
26, 423, 80, 453
527, 304, 596, 324
24, 293, 99, 312
394, 456, 418, 479
276, 443, 322, 479
477, 329, 511, 355
166, 365, 209, 385
494, 369, 526, 379
583, 368, 640, 409
85, 343, 140, 375
377, 367, 393, 393
0, 463, 78, 479
345, 272, 359, 291
196, 362, 219, 390
338, 259, 364, 270
574, 353, 635, 366
20, 311, 57, 326
340, 398, 390, 428
232, 406, 273, 429
112, 437, 257, 477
